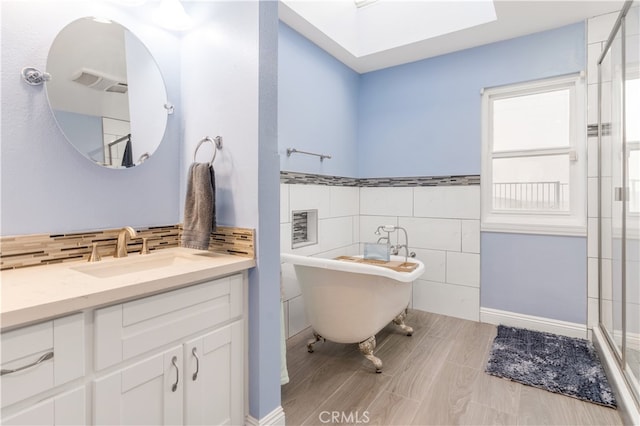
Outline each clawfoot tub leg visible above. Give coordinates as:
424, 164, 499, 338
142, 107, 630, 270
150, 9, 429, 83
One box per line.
307, 332, 325, 353
359, 336, 382, 373
392, 309, 414, 336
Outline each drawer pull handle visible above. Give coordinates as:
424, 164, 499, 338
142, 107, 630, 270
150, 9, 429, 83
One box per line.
1, 351, 54, 376
171, 356, 179, 392
192, 348, 199, 381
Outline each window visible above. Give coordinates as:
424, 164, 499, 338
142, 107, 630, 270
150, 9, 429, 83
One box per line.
481, 74, 586, 235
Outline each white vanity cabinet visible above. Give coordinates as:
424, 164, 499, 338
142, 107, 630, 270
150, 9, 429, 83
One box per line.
2, 386, 86, 426
183, 321, 243, 425
92, 273, 245, 425
93, 346, 184, 425
0, 313, 86, 425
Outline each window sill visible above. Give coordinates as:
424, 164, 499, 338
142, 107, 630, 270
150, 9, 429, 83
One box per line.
481, 221, 587, 237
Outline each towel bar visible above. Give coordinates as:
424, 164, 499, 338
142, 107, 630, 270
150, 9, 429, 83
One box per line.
194, 136, 222, 164
286, 148, 331, 162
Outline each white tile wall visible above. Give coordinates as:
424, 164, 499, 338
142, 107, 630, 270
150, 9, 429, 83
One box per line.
330, 186, 359, 217
461, 220, 480, 254
588, 257, 599, 299
290, 184, 331, 219
280, 184, 290, 224
587, 42, 605, 85
601, 135, 612, 177
446, 252, 480, 287
588, 12, 619, 44
601, 218, 612, 259
588, 178, 598, 218
281, 262, 301, 300
399, 217, 461, 252
363, 186, 480, 324
288, 295, 310, 337
588, 297, 599, 329
359, 187, 413, 216
412, 248, 446, 282
601, 258, 613, 300
413, 186, 480, 219
359, 215, 399, 243
280, 183, 361, 338
588, 217, 599, 258
600, 177, 612, 218
281, 183, 482, 337
588, 138, 599, 178
412, 279, 480, 321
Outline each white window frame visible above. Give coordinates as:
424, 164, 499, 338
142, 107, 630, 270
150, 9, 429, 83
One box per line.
481, 73, 587, 236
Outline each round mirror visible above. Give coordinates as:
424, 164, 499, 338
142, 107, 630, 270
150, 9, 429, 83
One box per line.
45, 17, 168, 168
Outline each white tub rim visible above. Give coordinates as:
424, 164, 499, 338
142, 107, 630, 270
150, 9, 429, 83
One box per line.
280, 253, 425, 283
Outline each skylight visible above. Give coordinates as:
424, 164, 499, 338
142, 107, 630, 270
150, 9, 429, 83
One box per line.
281, 0, 497, 58
354, 0, 379, 8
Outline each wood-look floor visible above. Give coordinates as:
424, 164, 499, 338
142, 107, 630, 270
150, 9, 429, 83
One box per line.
281, 310, 623, 426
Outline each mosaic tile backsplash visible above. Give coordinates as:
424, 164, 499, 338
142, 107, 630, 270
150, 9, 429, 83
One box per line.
0, 225, 254, 270
280, 171, 480, 187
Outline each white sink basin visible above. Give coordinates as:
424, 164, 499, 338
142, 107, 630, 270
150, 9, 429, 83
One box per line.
72, 252, 201, 278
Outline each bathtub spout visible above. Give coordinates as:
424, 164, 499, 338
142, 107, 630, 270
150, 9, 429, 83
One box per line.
359, 336, 382, 373
392, 309, 414, 336
307, 332, 325, 353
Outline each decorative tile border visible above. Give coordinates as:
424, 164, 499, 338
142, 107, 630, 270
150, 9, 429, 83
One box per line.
0, 225, 254, 271
358, 175, 480, 187
280, 171, 359, 186
280, 171, 480, 187
587, 123, 611, 137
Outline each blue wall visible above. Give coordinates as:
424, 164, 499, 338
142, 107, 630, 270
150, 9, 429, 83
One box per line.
358, 22, 585, 178
481, 233, 587, 324
278, 21, 589, 325
278, 23, 359, 177
1, 1, 181, 235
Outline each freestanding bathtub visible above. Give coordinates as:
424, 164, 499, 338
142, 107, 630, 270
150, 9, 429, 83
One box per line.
281, 253, 425, 372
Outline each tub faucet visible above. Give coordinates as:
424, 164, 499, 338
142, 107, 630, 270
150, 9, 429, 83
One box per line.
375, 225, 414, 263
115, 226, 138, 258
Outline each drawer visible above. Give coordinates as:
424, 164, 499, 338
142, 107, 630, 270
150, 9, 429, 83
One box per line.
2, 385, 86, 425
95, 274, 243, 370
1, 313, 85, 408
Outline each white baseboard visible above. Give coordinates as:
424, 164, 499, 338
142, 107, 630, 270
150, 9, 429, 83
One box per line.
246, 406, 286, 426
480, 307, 587, 339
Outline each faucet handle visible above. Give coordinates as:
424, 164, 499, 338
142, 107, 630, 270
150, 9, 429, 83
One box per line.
88, 242, 101, 262
140, 237, 150, 255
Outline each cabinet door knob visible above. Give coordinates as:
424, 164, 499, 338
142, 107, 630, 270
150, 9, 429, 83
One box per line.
1, 351, 54, 376
192, 347, 200, 381
171, 356, 179, 392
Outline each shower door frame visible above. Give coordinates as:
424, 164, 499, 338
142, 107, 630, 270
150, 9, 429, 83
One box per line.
597, 0, 640, 407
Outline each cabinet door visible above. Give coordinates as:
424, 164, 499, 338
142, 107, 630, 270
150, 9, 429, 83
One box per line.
184, 321, 243, 426
93, 346, 183, 425
2, 385, 86, 426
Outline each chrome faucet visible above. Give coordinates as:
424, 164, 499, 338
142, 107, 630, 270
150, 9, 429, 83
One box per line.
374, 225, 415, 262
115, 226, 138, 258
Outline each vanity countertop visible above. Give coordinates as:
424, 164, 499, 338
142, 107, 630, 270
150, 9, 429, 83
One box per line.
0, 247, 255, 330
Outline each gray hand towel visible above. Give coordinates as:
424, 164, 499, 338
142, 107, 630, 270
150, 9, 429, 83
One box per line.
181, 162, 216, 250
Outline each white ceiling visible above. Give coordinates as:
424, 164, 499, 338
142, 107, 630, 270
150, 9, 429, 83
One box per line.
279, 0, 625, 74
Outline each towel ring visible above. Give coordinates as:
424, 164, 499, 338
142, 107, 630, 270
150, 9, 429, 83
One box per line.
193, 136, 222, 164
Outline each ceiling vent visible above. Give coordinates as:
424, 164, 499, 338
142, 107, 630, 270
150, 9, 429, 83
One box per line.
71, 68, 128, 94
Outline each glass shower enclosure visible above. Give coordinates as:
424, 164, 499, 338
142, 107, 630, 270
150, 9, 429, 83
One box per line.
598, 0, 640, 409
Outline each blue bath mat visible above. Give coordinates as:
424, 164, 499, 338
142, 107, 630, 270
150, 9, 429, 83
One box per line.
486, 325, 617, 408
